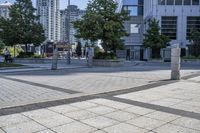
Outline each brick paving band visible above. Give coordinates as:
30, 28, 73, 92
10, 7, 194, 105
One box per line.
106, 96, 200, 121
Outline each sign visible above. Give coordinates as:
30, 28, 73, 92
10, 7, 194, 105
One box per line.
56, 44, 71, 50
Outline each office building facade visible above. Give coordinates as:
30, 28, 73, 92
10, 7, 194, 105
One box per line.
0, 1, 12, 19
36, 0, 60, 41
144, 0, 200, 48
118, 0, 144, 60
60, 5, 85, 45
117, 0, 200, 60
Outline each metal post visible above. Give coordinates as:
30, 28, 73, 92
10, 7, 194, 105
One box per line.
171, 45, 181, 80
67, 50, 71, 64
51, 46, 58, 70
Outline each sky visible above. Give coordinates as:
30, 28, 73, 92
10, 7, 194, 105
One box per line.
1, 0, 89, 10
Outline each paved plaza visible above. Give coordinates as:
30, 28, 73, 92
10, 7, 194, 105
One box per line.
0, 62, 200, 132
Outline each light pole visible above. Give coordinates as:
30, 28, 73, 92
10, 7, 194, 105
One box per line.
67, 0, 71, 64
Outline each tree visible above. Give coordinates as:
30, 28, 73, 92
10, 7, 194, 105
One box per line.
73, 0, 129, 53
0, 39, 5, 54
0, 0, 45, 52
190, 29, 200, 46
76, 42, 82, 58
188, 29, 200, 57
143, 19, 170, 58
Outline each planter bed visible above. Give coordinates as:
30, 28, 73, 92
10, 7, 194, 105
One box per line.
93, 59, 124, 67
182, 59, 200, 64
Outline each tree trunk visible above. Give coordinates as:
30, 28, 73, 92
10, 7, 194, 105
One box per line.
152, 48, 161, 59
25, 44, 28, 53
14, 45, 16, 58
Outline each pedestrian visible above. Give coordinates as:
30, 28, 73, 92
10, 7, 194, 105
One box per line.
4, 48, 10, 63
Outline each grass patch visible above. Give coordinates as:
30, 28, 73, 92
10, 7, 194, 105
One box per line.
0, 62, 24, 68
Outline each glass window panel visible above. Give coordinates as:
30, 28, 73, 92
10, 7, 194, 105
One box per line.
192, 0, 199, 5
187, 17, 200, 39
138, 0, 144, 5
166, 0, 174, 5
123, 0, 138, 5
175, 0, 183, 5
130, 24, 139, 33
158, 0, 166, 5
138, 6, 143, 15
128, 6, 138, 16
184, 0, 191, 5
161, 16, 177, 39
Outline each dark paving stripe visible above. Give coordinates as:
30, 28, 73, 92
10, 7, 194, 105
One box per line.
106, 97, 200, 121
182, 73, 200, 80
0, 95, 96, 116
0, 72, 199, 116
0, 76, 81, 94
0, 80, 177, 116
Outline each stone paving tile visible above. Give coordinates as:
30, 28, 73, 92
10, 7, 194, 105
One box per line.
22, 109, 58, 120
86, 106, 116, 115
2, 120, 46, 133
126, 116, 166, 130
144, 111, 180, 122
104, 110, 139, 122
0, 114, 30, 127
81, 116, 119, 129
88, 99, 132, 109
150, 98, 184, 107
0, 129, 5, 133
154, 123, 200, 133
123, 106, 155, 115
183, 101, 200, 107
34, 114, 74, 128
171, 103, 200, 113
51, 121, 96, 133
103, 123, 148, 133
69, 101, 98, 109
35, 129, 55, 133
64, 110, 98, 120
171, 117, 200, 131
115, 92, 165, 103
91, 130, 107, 133
48, 104, 80, 114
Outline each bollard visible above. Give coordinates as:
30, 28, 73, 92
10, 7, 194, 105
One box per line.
51, 48, 58, 70
87, 48, 93, 67
67, 51, 71, 64
171, 46, 181, 80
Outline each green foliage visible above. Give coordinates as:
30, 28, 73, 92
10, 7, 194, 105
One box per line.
0, 39, 5, 54
76, 42, 82, 57
94, 52, 117, 60
188, 45, 200, 57
189, 29, 200, 46
182, 55, 200, 59
17, 52, 44, 58
0, 0, 45, 51
188, 29, 200, 57
0, 62, 23, 68
73, 0, 129, 53
7, 46, 24, 57
143, 19, 170, 49
17, 52, 34, 58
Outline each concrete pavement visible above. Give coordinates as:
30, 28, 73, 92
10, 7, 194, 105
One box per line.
0, 74, 200, 132
0, 63, 200, 132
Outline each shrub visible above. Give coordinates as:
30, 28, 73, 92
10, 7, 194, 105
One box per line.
17, 52, 34, 58
182, 55, 200, 59
94, 52, 117, 60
